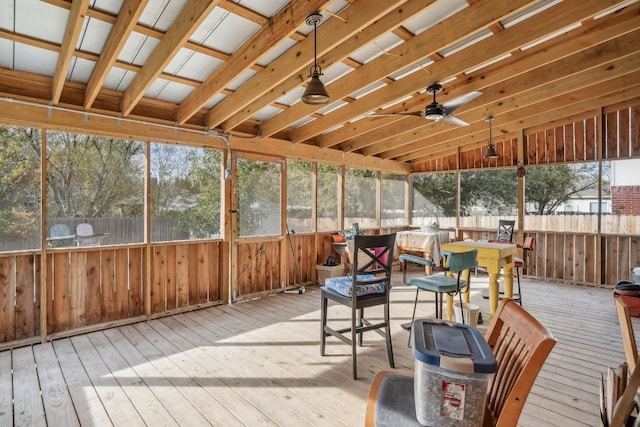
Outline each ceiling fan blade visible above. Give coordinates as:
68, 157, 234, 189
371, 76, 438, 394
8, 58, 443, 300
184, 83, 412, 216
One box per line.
438, 114, 470, 126
441, 90, 482, 114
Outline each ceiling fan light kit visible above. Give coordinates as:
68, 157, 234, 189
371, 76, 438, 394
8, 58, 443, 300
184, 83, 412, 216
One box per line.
301, 13, 330, 105
484, 115, 499, 159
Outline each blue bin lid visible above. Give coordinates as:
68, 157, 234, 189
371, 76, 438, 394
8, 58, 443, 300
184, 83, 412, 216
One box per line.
412, 318, 497, 374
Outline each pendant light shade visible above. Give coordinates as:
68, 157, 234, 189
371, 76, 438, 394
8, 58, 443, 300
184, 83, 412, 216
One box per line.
301, 14, 330, 105
484, 116, 499, 159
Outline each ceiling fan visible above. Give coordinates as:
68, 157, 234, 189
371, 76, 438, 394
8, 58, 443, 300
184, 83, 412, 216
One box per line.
371, 83, 482, 126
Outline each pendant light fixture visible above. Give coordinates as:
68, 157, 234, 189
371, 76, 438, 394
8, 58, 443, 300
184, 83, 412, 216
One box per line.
484, 115, 499, 159
301, 13, 330, 105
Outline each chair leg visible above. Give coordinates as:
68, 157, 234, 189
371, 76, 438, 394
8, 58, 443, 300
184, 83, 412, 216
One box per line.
320, 293, 327, 356
351, 306, 358, 380
384, 302, 395, 369
516, 266, 522, 306
408, 287, 420, 346
358, 308, 364, 347
458, 292, 465, 324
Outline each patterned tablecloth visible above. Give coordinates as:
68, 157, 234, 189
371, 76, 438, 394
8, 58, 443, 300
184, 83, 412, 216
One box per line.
395, 230, 450, 266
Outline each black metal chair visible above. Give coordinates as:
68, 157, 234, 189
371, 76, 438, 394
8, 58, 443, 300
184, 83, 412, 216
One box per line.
496, 219, 515, 242
320, 233, 396, 379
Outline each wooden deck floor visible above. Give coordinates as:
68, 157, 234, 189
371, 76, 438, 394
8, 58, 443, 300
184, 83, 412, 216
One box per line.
0, 269, 628, 426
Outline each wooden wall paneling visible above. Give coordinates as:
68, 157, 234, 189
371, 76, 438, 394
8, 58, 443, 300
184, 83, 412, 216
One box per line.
114, 249, 129, 318
152, 246, 166, 313
574, 120, 586, 161
534, 232, 546, 278
618, 236, 631, 283
605, 111, 618, 159
585, 117, 597, 161
68, 252, 86, 329
100, 249, 115, 323
574, 234, 586, 284
554, 233, 564, 279
605, 235, 620, 286
14, 255, 36, 340
543, 233, 553, 279
237, 243, 251, 297
85, 251, 101, 325
165, 245, 177, 310
259, 242, 269, 292
46, 254, 53, 334
209, 242, 220, 302
53, 252, 70, 332
564, 124, 575, 162
175, 244, 189, 308
584, 235, 596, 284
188, 244, 202, 305
619, 107, 631, 158
0, 257, 15, 342
563, 234, 574, 281
632, 105, 640, 156
554, 127, 564, 163
129, 247, 144, 316
34, 254, 41, 336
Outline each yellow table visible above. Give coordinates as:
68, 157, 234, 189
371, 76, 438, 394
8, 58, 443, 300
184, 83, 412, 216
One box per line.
439, 241, 516, 320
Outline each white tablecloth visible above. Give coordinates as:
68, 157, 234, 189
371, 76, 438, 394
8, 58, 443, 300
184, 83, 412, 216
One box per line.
395, 230, 450, 266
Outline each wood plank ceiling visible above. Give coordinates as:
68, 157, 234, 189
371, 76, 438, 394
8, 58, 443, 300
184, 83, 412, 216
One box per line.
0, 0, 639, 173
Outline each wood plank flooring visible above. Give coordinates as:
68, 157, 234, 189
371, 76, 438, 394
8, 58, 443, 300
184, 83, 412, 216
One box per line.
0, 269, 628, 426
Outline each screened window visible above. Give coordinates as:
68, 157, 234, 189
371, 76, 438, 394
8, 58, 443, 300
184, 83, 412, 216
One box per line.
459, 169, 517, 230
46, 130, 144, 247
151, 144, 221, 242
286, 160, 313, 234
345, 167, 377, 229
0, 126, 41, 252
523, 162, 600, 232
317, 163, 340, 232
412, 172, 457, 229
237, 157, 282, 237
382, 173, 407, 227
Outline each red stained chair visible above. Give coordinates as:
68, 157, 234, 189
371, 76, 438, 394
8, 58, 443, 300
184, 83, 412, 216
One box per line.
514, 236, 536, 306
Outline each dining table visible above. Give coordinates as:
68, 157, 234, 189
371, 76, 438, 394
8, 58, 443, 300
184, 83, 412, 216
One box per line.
395, 228, 450, 273
439, 241, 516, 320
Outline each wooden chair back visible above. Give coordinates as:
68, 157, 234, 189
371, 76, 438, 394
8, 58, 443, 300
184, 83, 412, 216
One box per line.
483, 299, 556, 427
614, 296, 638, 372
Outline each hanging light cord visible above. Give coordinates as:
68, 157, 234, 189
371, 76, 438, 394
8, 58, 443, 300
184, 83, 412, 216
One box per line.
311, 20, 320, 76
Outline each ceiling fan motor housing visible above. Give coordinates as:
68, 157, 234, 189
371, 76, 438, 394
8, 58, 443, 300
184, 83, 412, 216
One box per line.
425, 102, 445, 119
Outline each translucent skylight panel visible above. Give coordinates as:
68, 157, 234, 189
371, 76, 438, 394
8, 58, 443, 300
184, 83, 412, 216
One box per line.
389, 58, 434, 81
164, 48, 223, 81
15, 0, 67, 44
77, 17, 111, 55
402, 0, 468, 35
292, 116, 315, 128
276, 86, 305, 107
104, 67, 135, 91
520, 23, 581, 51
235, 0, 289, 17
439, 29, 492, 57
350, 33, 404, 65
322, 62, 354, 85
317, 100, 348, 115
119, 32, 160, 65
68, 57, 95, 84
252, 105, 283, 122
197, 9, 260, 54
322, 124, 344, 134
14, 43, 57, 75
0, 39, 13, 68
594, 0, 639, 19
226, 69, 258, 91
256, 38, 297, 67
350, 81, 386, 100
501, 0, 561, 28
463, 53, 512, 75
204, 93, 226, 109
139, 0, 187, 31
91, 0, 124, 15
378, 95, 414, 111
146, 79, 194, 104
0, 0, 14, 31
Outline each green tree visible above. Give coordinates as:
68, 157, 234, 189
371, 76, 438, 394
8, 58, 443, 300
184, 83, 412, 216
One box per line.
185, 149, 222, 238
525, 163, 599, 214
0, 126, 40, 239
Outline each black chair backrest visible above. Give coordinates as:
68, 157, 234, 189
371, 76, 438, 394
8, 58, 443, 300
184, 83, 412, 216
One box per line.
497, 220, 515, 242
351, 233, 396, 294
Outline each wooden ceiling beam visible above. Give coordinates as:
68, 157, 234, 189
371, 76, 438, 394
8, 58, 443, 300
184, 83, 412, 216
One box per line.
261, 0, 534, 140
120, 0, 224, 116
372, 25, 640, 159
287, 0, 624, 144
344, 1, 640, 156
177, 0, 331, 126
84, 0, 148, 109
51, 0, 90, 105
207, 0, 418, 132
